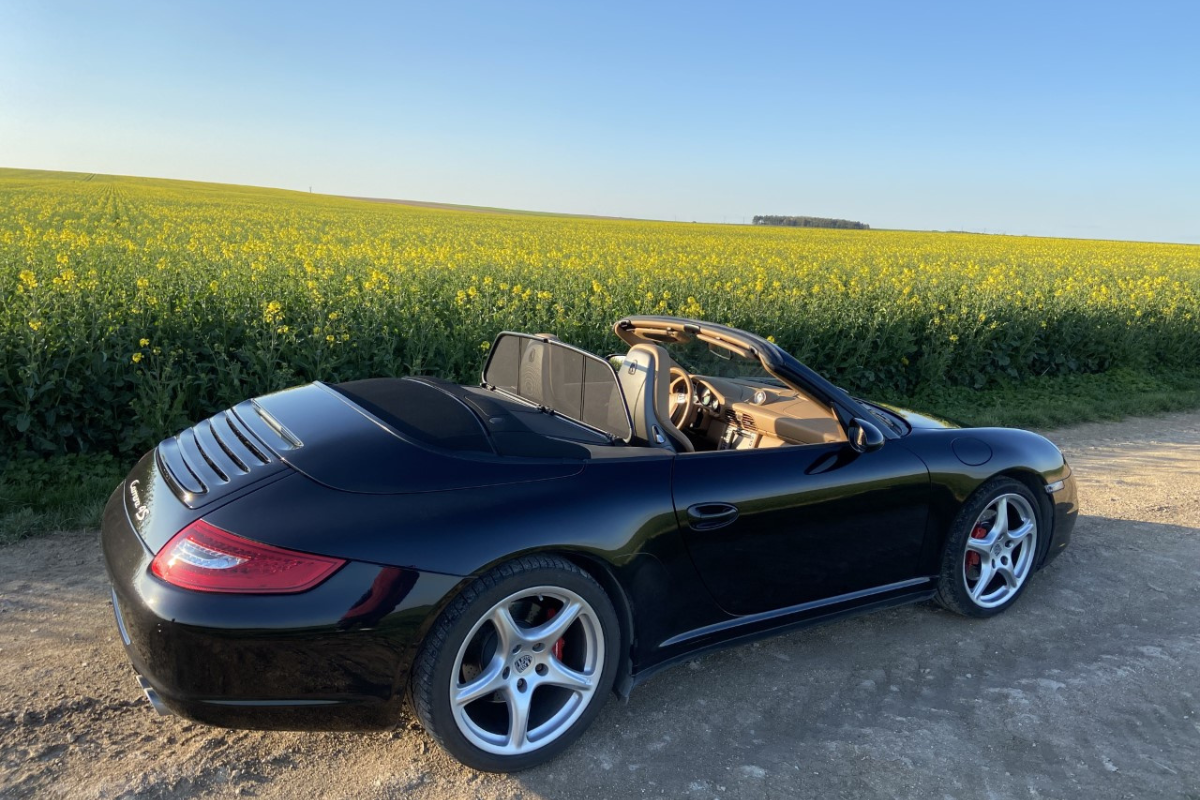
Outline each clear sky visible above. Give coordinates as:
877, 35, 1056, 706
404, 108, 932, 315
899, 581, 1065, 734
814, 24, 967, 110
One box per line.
2, 1, 1197, 242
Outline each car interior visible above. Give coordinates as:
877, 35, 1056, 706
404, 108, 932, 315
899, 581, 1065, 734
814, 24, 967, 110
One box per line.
483, 328, 847, 455
614, 341, 846, 453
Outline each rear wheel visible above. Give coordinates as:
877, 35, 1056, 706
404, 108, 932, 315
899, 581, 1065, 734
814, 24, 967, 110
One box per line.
410, 555, 619, 772
935, 478, 1042, 617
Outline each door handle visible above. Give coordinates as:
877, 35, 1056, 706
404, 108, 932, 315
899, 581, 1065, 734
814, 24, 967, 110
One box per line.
686, 502, 739, 531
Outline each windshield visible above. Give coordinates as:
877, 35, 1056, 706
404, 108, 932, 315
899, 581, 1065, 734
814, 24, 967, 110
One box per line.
854, 398, 908, 435
660, 338, 785, 386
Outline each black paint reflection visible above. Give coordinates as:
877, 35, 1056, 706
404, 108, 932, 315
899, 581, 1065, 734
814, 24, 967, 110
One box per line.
338, 566, 420, 630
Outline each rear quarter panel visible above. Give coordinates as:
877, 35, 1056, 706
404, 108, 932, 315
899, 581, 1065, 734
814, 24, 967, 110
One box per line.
199, 452, 729, 672
202, 454, 674, 574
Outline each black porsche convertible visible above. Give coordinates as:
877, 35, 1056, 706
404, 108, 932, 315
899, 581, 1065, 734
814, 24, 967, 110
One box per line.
101, 315, 1077, 771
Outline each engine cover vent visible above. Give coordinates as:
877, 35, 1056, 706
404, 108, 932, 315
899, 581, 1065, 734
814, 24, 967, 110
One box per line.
156, 408, 288, 508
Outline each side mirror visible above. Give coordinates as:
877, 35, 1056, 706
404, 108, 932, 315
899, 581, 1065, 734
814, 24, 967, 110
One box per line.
848, 418, 885, 453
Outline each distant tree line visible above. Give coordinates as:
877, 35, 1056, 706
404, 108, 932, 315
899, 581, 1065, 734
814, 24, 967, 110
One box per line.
753, 215, 869, 230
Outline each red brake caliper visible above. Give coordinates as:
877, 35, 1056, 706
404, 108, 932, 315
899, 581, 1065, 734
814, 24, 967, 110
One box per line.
544, 605, 565, 660
966, 524, 988, 571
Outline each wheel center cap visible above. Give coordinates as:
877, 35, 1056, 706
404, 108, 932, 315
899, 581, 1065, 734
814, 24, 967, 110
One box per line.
991, 543, 1003, 556
514, 654, 533, 674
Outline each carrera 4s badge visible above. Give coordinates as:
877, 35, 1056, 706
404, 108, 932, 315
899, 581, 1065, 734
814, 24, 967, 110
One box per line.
128, 479, 149, 521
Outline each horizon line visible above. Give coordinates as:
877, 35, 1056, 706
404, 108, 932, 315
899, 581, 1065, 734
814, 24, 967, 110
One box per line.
2, 163, 1196, 247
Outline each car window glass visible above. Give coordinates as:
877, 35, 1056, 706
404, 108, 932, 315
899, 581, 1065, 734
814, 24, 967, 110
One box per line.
661, 337, 784, 386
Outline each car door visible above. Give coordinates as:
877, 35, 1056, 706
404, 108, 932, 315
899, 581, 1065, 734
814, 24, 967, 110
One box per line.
672, 439, 931, 616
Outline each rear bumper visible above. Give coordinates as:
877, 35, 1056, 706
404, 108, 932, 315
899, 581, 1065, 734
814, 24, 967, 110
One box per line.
106, 582, 171, 715
100, 481, 463, 731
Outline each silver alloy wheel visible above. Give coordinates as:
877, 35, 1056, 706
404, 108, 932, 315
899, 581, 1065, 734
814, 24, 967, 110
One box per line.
449, 586, 604, 756
963, 493, 1038, 609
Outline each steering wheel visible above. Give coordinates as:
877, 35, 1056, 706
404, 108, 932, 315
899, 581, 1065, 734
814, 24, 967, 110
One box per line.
668, 367, 694, 428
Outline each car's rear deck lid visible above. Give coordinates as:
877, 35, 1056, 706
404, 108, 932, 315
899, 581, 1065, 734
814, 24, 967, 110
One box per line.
239, 382, 584, 494
156, 380, 585, 501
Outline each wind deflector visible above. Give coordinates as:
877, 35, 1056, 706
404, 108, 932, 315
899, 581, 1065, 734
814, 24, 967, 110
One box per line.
483, 333, 633, 441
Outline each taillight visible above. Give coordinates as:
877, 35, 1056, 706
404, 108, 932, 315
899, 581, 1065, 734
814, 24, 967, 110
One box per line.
150, 519, 345, 594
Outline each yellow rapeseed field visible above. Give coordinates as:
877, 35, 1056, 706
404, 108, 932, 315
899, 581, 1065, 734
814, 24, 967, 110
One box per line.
2, 168, 1198, 455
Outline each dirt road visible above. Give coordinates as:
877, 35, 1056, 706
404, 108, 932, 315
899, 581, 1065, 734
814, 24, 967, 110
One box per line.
3, 411, 1199, 799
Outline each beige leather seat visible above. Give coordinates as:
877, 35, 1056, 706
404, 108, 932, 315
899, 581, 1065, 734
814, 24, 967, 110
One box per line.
617, 344, 695, 452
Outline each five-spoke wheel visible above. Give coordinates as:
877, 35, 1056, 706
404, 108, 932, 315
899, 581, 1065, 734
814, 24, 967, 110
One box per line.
411, 555, 619, 772
450, 586, 603, 755
962, 493, 1038, 608
936, 478, 1045, 617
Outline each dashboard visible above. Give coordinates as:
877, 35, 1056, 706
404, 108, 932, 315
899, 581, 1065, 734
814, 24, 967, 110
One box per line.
688, 376, 846, 449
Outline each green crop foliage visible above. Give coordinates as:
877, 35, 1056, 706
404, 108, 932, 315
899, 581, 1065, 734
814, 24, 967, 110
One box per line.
2, 168, 1198, 457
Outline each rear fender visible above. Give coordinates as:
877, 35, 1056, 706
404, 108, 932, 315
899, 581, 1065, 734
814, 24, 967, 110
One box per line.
552, 551, 638, 700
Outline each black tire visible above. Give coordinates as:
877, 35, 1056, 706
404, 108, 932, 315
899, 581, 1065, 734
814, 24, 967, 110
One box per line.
935, 477, 1045, 618
409, 554, 620, 772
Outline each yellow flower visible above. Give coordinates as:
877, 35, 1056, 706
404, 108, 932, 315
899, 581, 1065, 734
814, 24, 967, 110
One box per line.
2, 168, 1195, 461
132, 352, 143, 363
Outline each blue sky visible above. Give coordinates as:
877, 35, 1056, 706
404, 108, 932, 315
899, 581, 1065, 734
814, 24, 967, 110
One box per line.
2, 1, 1197, 242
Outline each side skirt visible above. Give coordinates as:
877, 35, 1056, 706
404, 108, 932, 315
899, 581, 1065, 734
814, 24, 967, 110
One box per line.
627, 579, 936, 693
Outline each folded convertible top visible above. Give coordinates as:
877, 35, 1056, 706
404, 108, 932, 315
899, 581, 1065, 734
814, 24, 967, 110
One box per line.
332, 377, 604, 459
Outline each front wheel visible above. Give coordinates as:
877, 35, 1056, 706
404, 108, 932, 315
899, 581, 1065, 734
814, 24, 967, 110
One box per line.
935, 478, 1044, 617
409, 555, 619, 772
